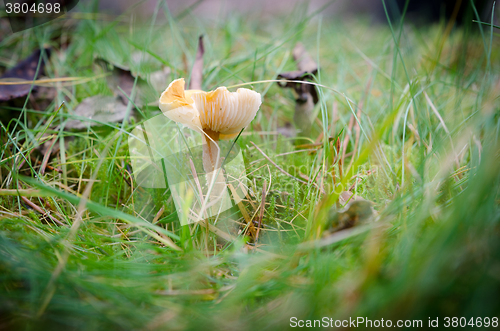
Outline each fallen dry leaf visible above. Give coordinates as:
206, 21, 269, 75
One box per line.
0, 48, 51, 101
66, 95, 131, 130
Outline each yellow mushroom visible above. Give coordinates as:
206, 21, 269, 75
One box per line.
159, 78, 262, 215
159, 78, 261, 199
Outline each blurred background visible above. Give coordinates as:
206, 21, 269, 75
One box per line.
96, 0, 496, 24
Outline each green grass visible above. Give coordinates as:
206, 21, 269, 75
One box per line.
1, 0, 499, 329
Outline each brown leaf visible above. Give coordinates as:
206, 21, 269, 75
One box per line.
277, 42, 318, 104
65, 95, 131, 130
189, 35, 204, 90
293, 42, 318, 73
0, 48, 51, 101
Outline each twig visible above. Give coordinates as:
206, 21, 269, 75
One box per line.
38, 159, 62, 173
295, 142, 324, 149
21, 196, 64, 226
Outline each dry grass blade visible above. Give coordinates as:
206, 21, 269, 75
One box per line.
152, 206, 165, 224
228, 183, 256, 238
424, 91, 450, 135
157, 285, 235, 296
424, 91, 459, 168
0, 189, 45, 196
40, 137, 58, 175
204, 221, 235, 242
0, 75, 108, 86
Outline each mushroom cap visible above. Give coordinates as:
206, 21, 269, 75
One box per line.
159, 78, 203, 132
159, 78, 261, 139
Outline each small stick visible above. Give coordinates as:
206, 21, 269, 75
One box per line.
250, 141, 308, 185
21, 196, 64, 226
37, 160, 62, 173
294, 142, 322, 149
255, 179, 267, 242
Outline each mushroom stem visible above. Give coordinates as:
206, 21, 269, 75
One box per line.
202, 129, 226, 208
202, 129, 220, 173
